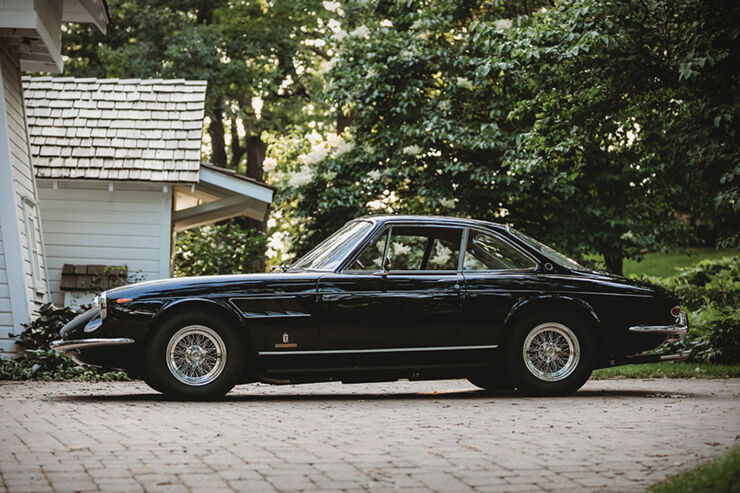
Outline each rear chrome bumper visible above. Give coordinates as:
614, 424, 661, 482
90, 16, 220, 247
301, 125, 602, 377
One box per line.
50, 338, 135, 354
628, 312, 688, 343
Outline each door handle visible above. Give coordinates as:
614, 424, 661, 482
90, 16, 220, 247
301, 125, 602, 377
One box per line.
454, 283, 461, 289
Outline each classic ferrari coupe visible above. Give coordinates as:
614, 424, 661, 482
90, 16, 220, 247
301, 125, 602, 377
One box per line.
52, 215, 688, 399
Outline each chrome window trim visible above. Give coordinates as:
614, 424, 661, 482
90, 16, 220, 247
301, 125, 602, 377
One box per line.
341, 222, 466, 274
462, 226, 540, 272
293, 219, 376, 272
334, 218, 383, 273
458, 227, 470, 272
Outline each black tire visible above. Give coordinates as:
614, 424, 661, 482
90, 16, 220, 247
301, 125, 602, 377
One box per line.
467, 374, 514, 393
467, 360, 515, 392
144, 312, 245, 400
142, 373, 165, 394
503, 314, 594, 396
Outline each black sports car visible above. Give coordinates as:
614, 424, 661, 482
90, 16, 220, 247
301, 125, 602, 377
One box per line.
52, 215, 688, 399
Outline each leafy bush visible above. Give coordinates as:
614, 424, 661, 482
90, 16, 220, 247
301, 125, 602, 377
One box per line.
657, 257, 740, 310
1, 304, 128, 382
637, 256, 740, 364
700, 313, 740, 364
0, 350, 128, 382
174, 223, 267, 276
12, 303, 87, 350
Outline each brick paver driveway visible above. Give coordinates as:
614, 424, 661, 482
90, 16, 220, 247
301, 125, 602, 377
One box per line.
1, 378, 738, 492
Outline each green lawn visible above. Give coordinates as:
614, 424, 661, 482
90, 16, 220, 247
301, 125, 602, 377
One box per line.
592, 362, 740, 380
622, 248, 737, 278
649, 446, 740, 493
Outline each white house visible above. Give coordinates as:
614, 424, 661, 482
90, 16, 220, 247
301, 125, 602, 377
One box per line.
0, 0, 109, 354
23, 77, 275, 309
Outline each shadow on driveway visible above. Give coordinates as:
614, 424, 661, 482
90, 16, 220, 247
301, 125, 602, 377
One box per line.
50, 387, 696, 403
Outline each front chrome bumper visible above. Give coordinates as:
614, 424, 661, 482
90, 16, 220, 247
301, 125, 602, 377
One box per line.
50, 338, 135, 354
628, 311, 688, 343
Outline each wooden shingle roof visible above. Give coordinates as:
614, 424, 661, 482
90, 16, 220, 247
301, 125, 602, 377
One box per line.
23, 77, 207, 183
59, 264, 127, 291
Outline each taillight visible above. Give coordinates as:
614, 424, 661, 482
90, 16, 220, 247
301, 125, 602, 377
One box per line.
670, 306, 681, 318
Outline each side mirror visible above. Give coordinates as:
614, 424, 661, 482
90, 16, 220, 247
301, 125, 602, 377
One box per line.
382, 256, 392, 272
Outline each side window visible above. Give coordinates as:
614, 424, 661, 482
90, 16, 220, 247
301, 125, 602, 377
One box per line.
388, 226, 461, 271
350, 231, 388, 271
464, 231, 536, 271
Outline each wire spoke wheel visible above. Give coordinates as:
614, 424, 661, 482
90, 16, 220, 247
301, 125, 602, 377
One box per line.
522, 322, 580, 382
166, 325, 227, 386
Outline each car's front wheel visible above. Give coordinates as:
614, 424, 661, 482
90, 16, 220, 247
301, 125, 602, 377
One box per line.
144, 312, 245, 400
504, 315, 593, 396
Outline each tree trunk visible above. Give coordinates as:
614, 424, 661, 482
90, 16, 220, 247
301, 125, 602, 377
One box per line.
232, 132, 268, 272
245, 133, 267, 181
603, 253, 624, 276
230, 117, 245, 170
208, 105, 227, 166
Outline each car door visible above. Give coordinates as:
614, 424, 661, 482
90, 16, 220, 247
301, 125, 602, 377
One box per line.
461, 228, 540, 346
317, 224, 479, 370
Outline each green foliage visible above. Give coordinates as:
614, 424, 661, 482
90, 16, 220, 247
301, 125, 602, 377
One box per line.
648, 446, 740, 493
273, 0, 738, 275
63, 0, 336, 175
0, 350, 129, 382
592, 362, 740, 380
656, 257, 740, 310
12, 303, 87, 350
275, 0, 546, 256
636, 256, 740, 364
2, 305, 128, 382
622, 248, 738, 278
174, 223, 268, 276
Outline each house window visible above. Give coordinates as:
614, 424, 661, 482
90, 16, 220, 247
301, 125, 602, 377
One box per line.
21, 197, 43, 294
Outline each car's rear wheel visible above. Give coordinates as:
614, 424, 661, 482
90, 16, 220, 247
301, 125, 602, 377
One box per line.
504, 315, 593, 396
467, 359, 514, 392
144, 312, 245, 400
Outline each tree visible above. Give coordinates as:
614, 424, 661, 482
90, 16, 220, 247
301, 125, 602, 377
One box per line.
273, 0, 548, 257
63, 0, 333, 187
173, 224, 267, 276
276, 0, 738, 274
500, 0, 739, 273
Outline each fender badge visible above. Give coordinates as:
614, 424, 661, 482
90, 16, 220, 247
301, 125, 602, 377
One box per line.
275, 332, 297, 349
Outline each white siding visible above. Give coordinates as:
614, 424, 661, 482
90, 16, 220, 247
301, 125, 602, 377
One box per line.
38, 184, 173, 305
0, 224, 12, 336
0, 46, 48, 353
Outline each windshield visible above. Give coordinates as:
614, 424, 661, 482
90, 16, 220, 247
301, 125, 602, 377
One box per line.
508, 228, 586, 271
291, 220, 374, 271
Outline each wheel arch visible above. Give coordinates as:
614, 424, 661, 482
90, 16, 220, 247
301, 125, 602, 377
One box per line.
150, 298, 250, 347
503, 295, 606, 362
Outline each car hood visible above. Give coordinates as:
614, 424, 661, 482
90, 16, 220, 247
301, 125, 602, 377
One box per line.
105, 271, 323, 300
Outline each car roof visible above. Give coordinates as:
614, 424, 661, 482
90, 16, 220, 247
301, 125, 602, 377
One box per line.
355, 214, 507, 230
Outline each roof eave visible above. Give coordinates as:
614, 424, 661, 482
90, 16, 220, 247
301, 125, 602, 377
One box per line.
62, 0, 110, 34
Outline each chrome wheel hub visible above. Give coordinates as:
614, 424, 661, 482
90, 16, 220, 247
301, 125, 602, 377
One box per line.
166, 325, 227, 386
523, 323, 580, 382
